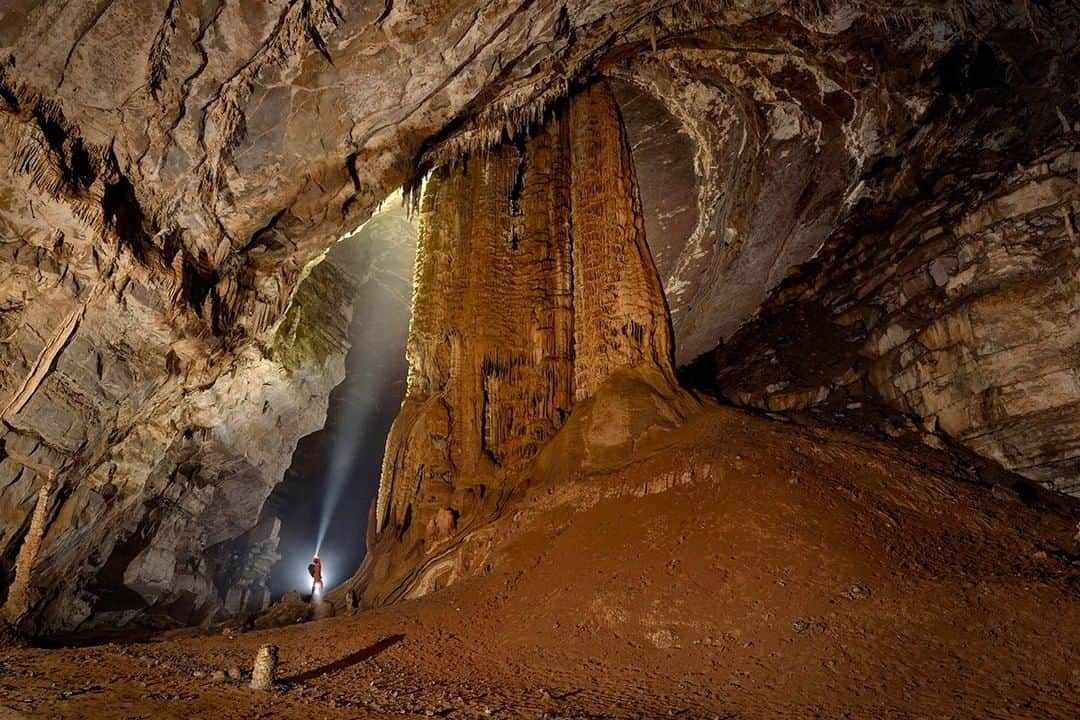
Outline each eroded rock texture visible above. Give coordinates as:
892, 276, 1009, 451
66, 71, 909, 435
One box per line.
569, 83, 676, 399
365, 82, 679, 604
703, 140, 1080, 496
0, 237, 358, 636
0, 0, 1078, 633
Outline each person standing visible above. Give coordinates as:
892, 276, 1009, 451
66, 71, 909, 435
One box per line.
308, 556, 324, 597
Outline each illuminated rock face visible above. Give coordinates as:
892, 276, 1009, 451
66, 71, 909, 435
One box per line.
369, 82, 678, 603
377, 113, 575, 548
706, 143, 1080, 496
0, 241, 358, 637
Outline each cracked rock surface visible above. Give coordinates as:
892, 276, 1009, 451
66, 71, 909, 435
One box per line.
0, 0, 1078, 633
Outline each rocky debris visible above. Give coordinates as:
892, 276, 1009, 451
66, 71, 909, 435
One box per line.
792, 620, 828, 635
647, 628, 680, 649
841, 585, 872, 601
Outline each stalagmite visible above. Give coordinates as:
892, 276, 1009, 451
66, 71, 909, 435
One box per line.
3, 468, 55, 625
368, 80, 678, 602
376, 117, 577, 539
250, 644, 278, 690
568, 82, 677, 400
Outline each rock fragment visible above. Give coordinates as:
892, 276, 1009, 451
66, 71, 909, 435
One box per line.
250, 645, 278, 691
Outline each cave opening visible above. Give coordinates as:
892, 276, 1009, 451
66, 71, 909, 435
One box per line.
260, 194, 417, 600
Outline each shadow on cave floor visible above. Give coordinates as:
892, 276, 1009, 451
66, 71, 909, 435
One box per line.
280, 633, 405, 683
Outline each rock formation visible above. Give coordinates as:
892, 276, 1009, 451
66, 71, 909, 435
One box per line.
1, 465, 53, 624
699, 140, 1080, 496
0, 236, 360, 636
0, 0, 1077, 634
568, 83, 676, 400
365, 81, 680, 603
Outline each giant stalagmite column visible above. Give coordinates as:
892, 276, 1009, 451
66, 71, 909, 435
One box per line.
366, 80, 676, 603
376, 116, 576, 543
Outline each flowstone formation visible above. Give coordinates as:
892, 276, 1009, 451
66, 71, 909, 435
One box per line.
363, 82, 682, 604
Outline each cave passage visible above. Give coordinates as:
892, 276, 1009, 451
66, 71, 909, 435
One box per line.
261, 196, 417, 599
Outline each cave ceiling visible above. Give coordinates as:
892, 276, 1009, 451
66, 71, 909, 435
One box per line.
1, 1, 1071, 355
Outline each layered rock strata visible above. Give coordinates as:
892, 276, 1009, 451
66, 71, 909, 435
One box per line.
0, 243, 358, 636
365, 81, 678, 604
702, 138, 1080, 496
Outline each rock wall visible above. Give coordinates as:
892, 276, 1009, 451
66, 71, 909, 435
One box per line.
365, 81, 678, 604
0, 241, 358, 636
609, 41, 860, 364
704, 138, 1080, 496
606, 2, 1080, 369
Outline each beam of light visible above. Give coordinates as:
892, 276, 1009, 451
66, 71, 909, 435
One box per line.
313, 190, 415, 562
313, 391, 372, 557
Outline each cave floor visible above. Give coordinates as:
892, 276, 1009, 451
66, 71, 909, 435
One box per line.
2, 403, 1079, 719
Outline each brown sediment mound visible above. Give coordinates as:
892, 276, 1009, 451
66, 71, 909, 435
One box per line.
2, 389, 1077, 719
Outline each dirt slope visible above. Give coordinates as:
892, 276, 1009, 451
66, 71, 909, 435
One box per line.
1, 401, 1078, 719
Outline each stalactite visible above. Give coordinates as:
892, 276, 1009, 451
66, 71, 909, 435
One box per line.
147, 0, 183, 100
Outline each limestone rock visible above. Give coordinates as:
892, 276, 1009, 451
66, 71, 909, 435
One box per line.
0, 237, 360, 636
362, 81, 682, 605
1, 0, 1078, 634
707, 142, 1080, 497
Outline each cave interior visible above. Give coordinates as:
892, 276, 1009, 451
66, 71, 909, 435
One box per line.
0, 1, 1078, 718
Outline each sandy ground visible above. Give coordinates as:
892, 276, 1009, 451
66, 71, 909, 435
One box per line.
2, 403, 1078, 719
